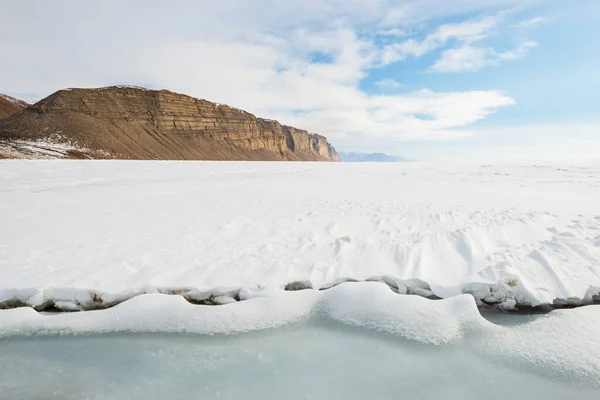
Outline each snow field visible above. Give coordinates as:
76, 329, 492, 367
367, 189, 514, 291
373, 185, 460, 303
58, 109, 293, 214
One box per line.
1, 161, 599, 304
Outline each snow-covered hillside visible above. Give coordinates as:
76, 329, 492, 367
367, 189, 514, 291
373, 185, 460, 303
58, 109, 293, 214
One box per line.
0, 161, 599, 310
0, 94, 39, 105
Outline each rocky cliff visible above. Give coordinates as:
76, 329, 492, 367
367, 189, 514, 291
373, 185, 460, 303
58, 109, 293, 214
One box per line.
0, 86, 340, 161
0, 94, 29, 119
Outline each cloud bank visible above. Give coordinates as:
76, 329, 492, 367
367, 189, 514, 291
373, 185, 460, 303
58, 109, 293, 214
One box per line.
0, 0, 543, 149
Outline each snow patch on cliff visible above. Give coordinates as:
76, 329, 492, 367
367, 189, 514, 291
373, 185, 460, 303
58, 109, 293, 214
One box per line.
0, 134, 112, 159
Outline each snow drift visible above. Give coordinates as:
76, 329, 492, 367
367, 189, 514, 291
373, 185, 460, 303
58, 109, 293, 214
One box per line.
1, 161, 599, 303
1, 282, 599, 388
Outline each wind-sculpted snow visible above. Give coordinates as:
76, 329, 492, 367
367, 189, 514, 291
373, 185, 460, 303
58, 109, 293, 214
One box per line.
2, 161, 600, 395
2, 161, 600, 306
481, 306, 600, 386
0, 290, 319, 337
1, 282, 599, 388
319, 284, 483, 344
2, 275, 597, 314
0, 283, 485, 344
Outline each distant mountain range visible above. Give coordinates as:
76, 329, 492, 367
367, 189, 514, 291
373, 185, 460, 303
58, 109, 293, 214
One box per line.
339, 152, 409, 162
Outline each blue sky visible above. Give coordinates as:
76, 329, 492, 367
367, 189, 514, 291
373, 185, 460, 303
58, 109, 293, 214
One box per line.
358, 0, 600, 160
1, 0, 599, 161
365, 2, 600, 124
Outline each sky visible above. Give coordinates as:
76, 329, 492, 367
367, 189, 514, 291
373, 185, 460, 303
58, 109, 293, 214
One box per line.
1, 0, 599, 161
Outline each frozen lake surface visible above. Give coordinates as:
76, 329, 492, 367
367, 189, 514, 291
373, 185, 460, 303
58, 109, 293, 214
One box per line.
1, 318, 598, 400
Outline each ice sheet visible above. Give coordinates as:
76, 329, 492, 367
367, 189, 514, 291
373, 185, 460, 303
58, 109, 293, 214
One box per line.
2, 323, 599, 400
0, 288, 599, 397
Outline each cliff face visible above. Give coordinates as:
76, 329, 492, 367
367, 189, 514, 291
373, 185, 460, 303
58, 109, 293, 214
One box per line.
0, 94, 29, 119
282, 126, 339, 161
0, 86, 340, 161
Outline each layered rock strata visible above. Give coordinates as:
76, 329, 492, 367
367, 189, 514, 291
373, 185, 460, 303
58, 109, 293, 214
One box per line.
0, 86, 339, 161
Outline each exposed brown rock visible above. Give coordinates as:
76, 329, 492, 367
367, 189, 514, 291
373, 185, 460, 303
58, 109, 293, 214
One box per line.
0, 86, 340, 161
0, 94, 29, 119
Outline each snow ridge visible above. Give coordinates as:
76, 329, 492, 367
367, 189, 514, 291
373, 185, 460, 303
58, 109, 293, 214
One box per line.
1, 280, 600, 390
2, 285, 599, 389
0, 283, 487, 346
1, 277, 599, 313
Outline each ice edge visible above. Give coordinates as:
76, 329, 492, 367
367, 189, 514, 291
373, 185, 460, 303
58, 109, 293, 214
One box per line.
1, 276, 599, 314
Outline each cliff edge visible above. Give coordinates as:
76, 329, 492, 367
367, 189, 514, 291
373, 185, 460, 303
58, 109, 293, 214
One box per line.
0, 86, 339, 161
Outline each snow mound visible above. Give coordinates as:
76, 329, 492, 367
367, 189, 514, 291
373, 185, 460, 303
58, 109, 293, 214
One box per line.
462, 276, 539, 310
584, 286, 600, 304
0, 289, 320, 338
0, 282, 485, 344
319, 283, 485, 344
483, 306, 600, 386
2, 281, 599, 387
2, 276, 599, 314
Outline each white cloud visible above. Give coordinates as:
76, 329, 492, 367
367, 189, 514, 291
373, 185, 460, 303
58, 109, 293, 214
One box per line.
0, 0, 528, 149
406, 123, 600, 162
276, 89, 515, 143
381, 8, 542, 70
429, 46, 491, 73
434, 15, 500, 43
378, 0, 531, 27
513, 16, 547, 29
379, 28, 407, 37
429, 41, 538, 73
380, 14, 500, 64
375, 79, 404, 88
496, 41, 538, 61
